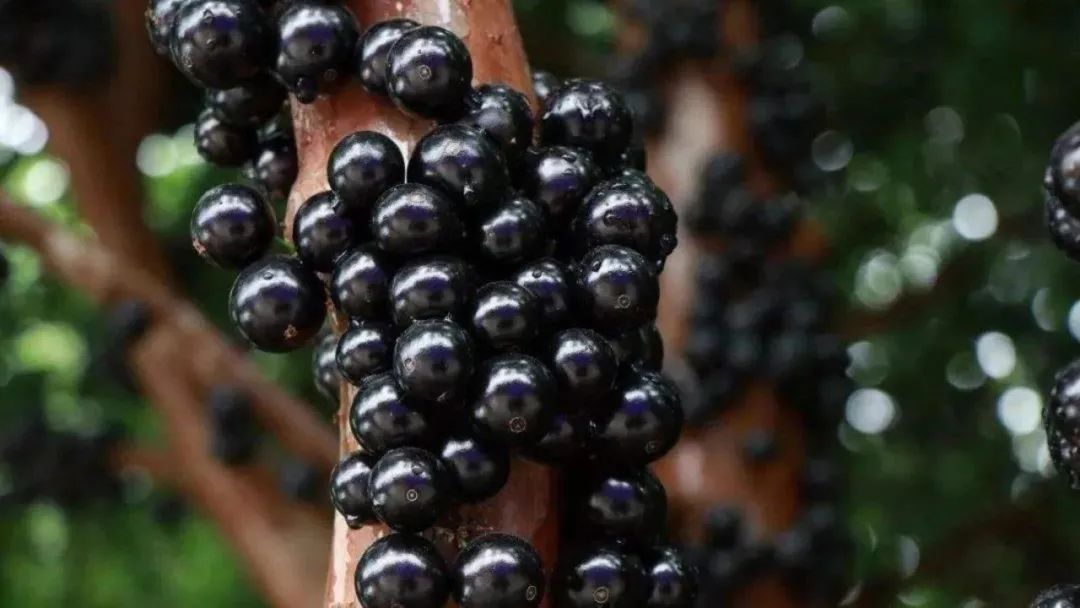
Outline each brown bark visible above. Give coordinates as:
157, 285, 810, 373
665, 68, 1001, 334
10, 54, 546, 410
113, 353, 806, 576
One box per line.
279, 3, 555, 606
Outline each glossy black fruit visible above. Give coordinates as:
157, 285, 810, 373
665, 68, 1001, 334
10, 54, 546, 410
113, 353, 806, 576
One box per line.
312, 332, 343, 403
471, 354, 556, 447
206, 75, 286, 127
514, 258, 573, 328
372, 183, 462, 255
331, 246, 394, 320
393, 319, 474, 403
552, 545, 647, 608
462, 84, 535, 162
1047, 194, 1080, 263
452, 533, 546, 608
190, 183, 275, 268
1047, 359, 1080, 489
573, 468, 666, 543
608, 323, 664, 370
577, 245, 659, 331
330, 451, 377, 527
336, 322, 395, 385
1032, 585, 1080, 608
548, 328, 617, 399
408, 124, 509, 212
470, 282, 540, 352
249, 133, 298, 198
170, 0, 272, 89
644, 546, 698, 608
386, 25, 473, 119
1047, 122, 1080, 210
476, 195, 548, 265
389, 257, 475, 327
438, 432, 510, 503
146, 0, 188, 57
195, 109, 257, 167
329, 131, 406, 216
275, 3, 359, 102
355, 533, 450, 608
293, 191, 359, 272
349, 373, 433, 455
229, 255, 326, 352
354, 18, 419, 94
519, 146, 600, 222
573, 174, 677, 263
540, 79, 633, 163
593, 372, 683, 465
368, 447, 451, 532
531, 70, 560, 108
527, 412, 591, 465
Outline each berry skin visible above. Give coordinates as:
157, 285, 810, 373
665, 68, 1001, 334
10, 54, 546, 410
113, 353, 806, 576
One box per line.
470, 282, 541, 352
331, 246, 394, 320
274, 3, 359, 103
1047, 122, 1080, 210
190, 183, 275, 268
548, 328, 617, 399
389, 257, 475, 327
368, 447, 451, 533
540, 79, 633, 163
312, 332, 343, 403
292, 191, 360, 272
195, 109, 257, 167
438, 432, 510, 503
248, 133, 297, 199
145, 0, 188, 57
576, 245, 659, 331
531, 70, 561, 108
470, 354, 556, 448
476, 194, 548, 265
349, 373, 433, 455
229, 255, 326, 352
1047, 359, 1080, 489
372, 184, 462, 256
408, 124, 509, 212
514, 258, 574, 328
355, 533, 450, 608
1046, 194, 1080, 263
336, 322, 395, 385
1032, 585, 1080, 608
462, 84, 535, 162
552, 545, 647, 608
519, 146, 600, 223
527, 412, 591, 465
206, 74, 286, 128
608, 323, 664, 371
572, 468, 667, 544
354, 18, 419, 94
386, 25, 473, 119
452, 533, 546, 608
330, 451, 377, 528
329, 131, 406, 216
393, 319, 474, 403
593, 372, 683, 465
643, 546, 698, 608
170, 0, 272, 89
573, 175, 677, 263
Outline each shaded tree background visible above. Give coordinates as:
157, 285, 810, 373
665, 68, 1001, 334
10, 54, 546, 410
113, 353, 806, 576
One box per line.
1, 0, 1079, 606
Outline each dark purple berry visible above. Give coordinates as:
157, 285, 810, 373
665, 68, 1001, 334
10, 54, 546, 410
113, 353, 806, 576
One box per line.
514, 258, 573, 328
386, 25, 473, 119
354, 18, 419, 94
330, 450, 377, 528
408, 124, 509, 211
349, 373, 433, 455
331, 246, 394, 320
228, 255, 326, 352
1047, 194, 1080, 263
372, 183, 462, 255
470, 281, 540, 352
573, 174, 677, 263
313, 332, 342, 403
393, 319, 474, 403
329, 131, 406, 216
527, 412, 591, 465
292, 191, 360, 272
438, 433, 510, 503
577, 245, 659, 331
275, 3, 359, 103
170, 0, 273, 89
190, 183, 275, 268
644, 546, 698, 608
1048, 122, 1080, 210
368, 447, 451, 532
389, 257, 475, 327
553, 545, 647, 608
249, 133, 298, 199
195, 108, 257, 167
608, 324, 664, 370
1047, 359, 1080, 489
548, 328, 617, 399
452, 533, 545, 608
531, 70, 560, 108
572, 468, 666, 543
470, 354, 556, 448
206, 74, 286, 127
336, 322, 395, 385
146, 0, 187, 57
519, 146, 600, 223
540, 79, 633, 163
476, 194, 547, 265
462, 84, 535, 162
593, 372, 683, 465
1032, 585, 1080, 608
356, 533, 450, 608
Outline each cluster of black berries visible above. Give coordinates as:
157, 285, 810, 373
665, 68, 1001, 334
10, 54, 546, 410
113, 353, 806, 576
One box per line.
150, 3, 696, 606
0, 0, 114, 86
0, 413, 122, 509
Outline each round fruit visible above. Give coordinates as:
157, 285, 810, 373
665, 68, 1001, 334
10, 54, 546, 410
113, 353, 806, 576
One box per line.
146, 0, 187, 57
292, 191, 359, 272
643, 546, 698, 608
573, 174, 677, 263
336, 322, 395, 385
386, 25, 473, 119
540, 79, 633, 163
368, 447, 451, 532
461, 84, 535, 162
331, 246, 394, 320
1047, 194, 1080, 263
329, 451, 377, 528
312, 332, 342, 403
470, 282, 541, 352
452, 533, 546, 608
228, 255, 326, 352
438, 433, 510, 503
407, 124, 509, 211
170, 0, 272, 89
249, 134, 298, 199
194, 108, 257, 167
593, 372, 683, 465
349, 373, 433, 455
355, 533, 450, 608
393, 319, 474, 403
372, 183, 462, 255
205, 74, 285, 127
548, 328, 617, 399
573, 468, 667, 543
514, 258, 573, 328
608, 323, 664, 371
552, 545, 647, 608
1047, 122, 1080, 210
531, 70, 560, 108
471, 354, 556, 447
354, 18, 419, 94
1047, 359, 1080, 489
519, 146, 600, 222
190, 183, 275, 268
389, 257, 475, 327
527, 412, 591, 465
576, 245, 659, 331
275, 3, 359, 102
328, 131, 405, 216
476, 195, 548, 265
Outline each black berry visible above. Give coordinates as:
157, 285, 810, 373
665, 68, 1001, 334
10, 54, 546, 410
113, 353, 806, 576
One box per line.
275, 3, 359, 103
386, 25, 473, 119
355, 533, 450, 608
389, 257, 475, 327
207, 386, 258, 464
312, 332, 342, 403
531, 70, 560, 108
572, 468, 667, 544
145, 0, 187, 57
336, 322, 395, 385
1048, 122, 1080, 210
576, 245, 659, 331
541, 79, 633, 163
1047, 359, 1080, 489
548, 327, 617, 399
438, 432, 510, 503
331, 246, 394, 320
206, 74, 286, 128
462, 84, 535, 162
553, 545, 647, 608
195, 108, 257, 167
470, 354, 556, 447
644, 546, 698, 608
249, 133, 298, 199
573, 174, 677, 263
452, 533, 546, 608
190, 183, 275, 268
476, 194, 548, 265
372, 183, 462, 256
527, 412, 591, 465
593, 372, 683, 465
170, 0, 272, 89
1047, 194, 1080, 263
330, 451, 377, 527
329, 131, 406, 217
608, 324, 664, 371
229, 255, 326, 352
514, 258, 574, 328
408, 124, 509, 211
393, 319, 474, 403
293, 191, 359, 272
368, 447, 451, 532
349, 372, 433, 455
470, 281, 541, 352
519, 145, 600, 223
354, 18, 419, 94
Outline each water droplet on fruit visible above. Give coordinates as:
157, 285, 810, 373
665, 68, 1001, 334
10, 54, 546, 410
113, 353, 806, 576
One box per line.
593, 587, 610, 603
418, 65, 432, 81
603, 211, 616, 225
404, 357, 416, 372
591, 260, 601, 271
616, 294, 631, 309
525, 586, 538, 600
405, 488, 419, 502
531, 269, 542, 278
325, 69, 338, 82
509, 416, 527, 433
645, 440, 660, 453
